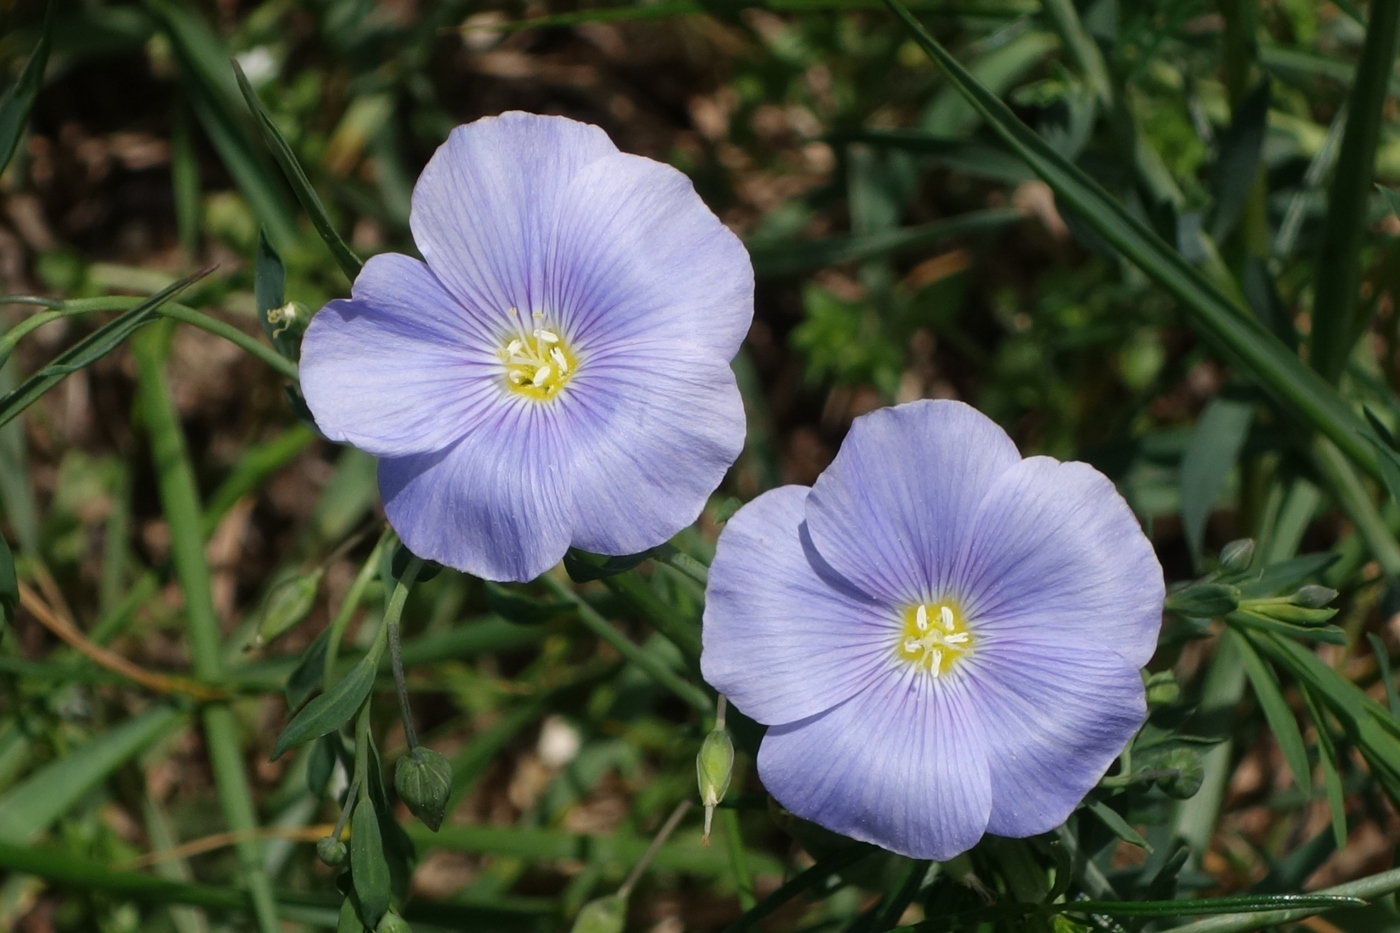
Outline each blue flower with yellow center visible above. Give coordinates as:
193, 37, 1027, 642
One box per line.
700, 400, 1164, 860
299, 112, 753, 581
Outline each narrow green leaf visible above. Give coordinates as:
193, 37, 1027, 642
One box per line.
170, 101, 201, 254
272, 653, 377, 760
484, 583, 569, 625
0, 7, 52, 175
0, 268, 210, 430
233, 61, 363, 282
1363, 412, 1400, 505
254, 229, 297, 360
832, 130, 1032, 183
0, 706, 185, 844
1086, 800, 1151, 851
1210, 80, 1271, 241
338, 897, 366, 933
1308, 0, 1400, 381
307, 732, 338, 797
1368, 633, 1400, 718
285, 628, 332, 711
749, 208, 1021, 278
351, 798, 391, 926
0, 535, 14, 627
1057, 893, 1364, 918
1040, 0, 1111, 107
1301, 686, 1349, 850
724, 845, 873, 932
880, 0, 1383, 484
1181, 397, 1254, 565
1235, 632, 1312, 795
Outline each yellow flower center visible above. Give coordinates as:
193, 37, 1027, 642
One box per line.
895, 600, 973, 677
497, 309, 578, 401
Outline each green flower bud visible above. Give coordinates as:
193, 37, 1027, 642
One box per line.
1218, 538, 1255, 573
696, 726, 734, 844
254, 569, 323, 647
376, 909, 412, 933
1292, 585, 1338, 609
570, 894, 627, 933
1165, 583, 1239, 619
394, 747, 452, 832
1154, 747, 1205, 799
1144, 671, 1180, 708
316, 834, 347, 866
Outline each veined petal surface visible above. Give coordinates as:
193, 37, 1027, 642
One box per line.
378, 400, 572, 583
702, 486, 900, 725
758, 671, 991, 861
805, 400, 1020, 606
955, 457, 1164, 668
300, 253, 501, 458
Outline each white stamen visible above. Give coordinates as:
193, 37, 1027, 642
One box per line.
551, 347, 569, 373
505, 338, 523, 357
939, 606, 955, 630
946, 632, 970, 645
929, 649, 943, 676
904, 638, 920, 653
915, 605, 929, 631
532, 365, 552, 387
535, 328, 560, 344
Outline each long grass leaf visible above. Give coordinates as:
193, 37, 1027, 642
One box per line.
880, 0, 1383, 483
1234, 631, 1311, 795
0, 6, 52, 175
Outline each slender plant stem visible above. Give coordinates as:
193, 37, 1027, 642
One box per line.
324, 531, 391, 691
601, 570, 702, 660
720, 808, 755, 910
540, 574, 711, 712
387, 556, 425, 751
1166, 866, 1400, 933
618, 800, 693, 899
133, 324, 280, 933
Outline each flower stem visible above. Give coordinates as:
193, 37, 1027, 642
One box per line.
617, 800, 692, 900
387, 556, 425, 752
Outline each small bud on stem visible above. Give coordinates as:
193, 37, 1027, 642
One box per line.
697, 695, 735, 846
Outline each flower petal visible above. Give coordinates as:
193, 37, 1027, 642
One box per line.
805, 400, 1021, 607
758, 673, 991, 860
378, 401, 573, 582
701, 486, 900, 726
546, 152, 753, 361
966, 637, 1146, 837
411, 112, 618, 321
956, 457, 1164, 668
300, 253, 501, 457
564, 356, 745, 556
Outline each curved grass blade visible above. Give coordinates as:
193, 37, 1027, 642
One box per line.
234, 62, 363, 282
1056, 893, 1365, 918
880, 0, 1384, 484
1308, 0, 1400, 382
0, 268, 211, 430
1368, 633, 1400, 717
0, 5, 52, 176
1234, 631, 1311, 795
750, 208, 1022, 278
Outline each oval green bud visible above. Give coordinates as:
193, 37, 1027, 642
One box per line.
1218, 538, 1255, 573
316, 834, 347, 866
570, 894, 627, 933
255, 569, 323, 647
394, 747, 453, 832
1292, 585, 1339, 609
376, 909, 412, 933
1154, 747, 1205, 799
1144, 671, 1180, 708
696, 728, 734, 808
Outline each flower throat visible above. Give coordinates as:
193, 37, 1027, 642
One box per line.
498, 308, 578, 401
896, 601, 972, 677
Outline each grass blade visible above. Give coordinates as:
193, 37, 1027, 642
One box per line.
0, 6, 52, 175
234, 63, 363, 282
1058, 893, 1364, 918
0, 268, 210, 430
1234, 631, 1311, 795
880, 0, 1384, 484
1307, 0, 1400, 382
1180, 396, 1254, 567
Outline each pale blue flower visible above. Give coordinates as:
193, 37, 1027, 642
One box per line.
701, 400, 1163, 860
299, 113, 753, 581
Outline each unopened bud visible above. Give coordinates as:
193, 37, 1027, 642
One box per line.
1292, 585, 1338, 609
1154, 747, 1205, 799
254, 569, 323, 647
570, 894, 627, 933
316, 834, 346, 865
1144, 671, 1180, 708
1218, 539, 1255, 573
376, 909, 412, 933
696, 727, 734, 845
394, 747, 452, 832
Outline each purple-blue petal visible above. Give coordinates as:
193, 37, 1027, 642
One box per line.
964, 636, 1147, 837
955, 457, 1164, 668
565, 356, 746, 555
299, 253, 501, 457
804, 400, 1020, 607
378, 402, 572, 582
546, 152, 753, 362
410, 112, 618, 322
758, 673, 991, 861
701, 486, 898, 725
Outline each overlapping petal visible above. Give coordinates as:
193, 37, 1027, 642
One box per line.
546, 153, 753, 361
410, 113, 618, 323
954, 457, 1165, 667
299, 253, 501, 458
758, 673, 991, 861
963, 636, 1147, 836
805, 400, 1020, 606
565, 355, 746, 556
701, 486, 898, 726
378, 400, 572, 582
